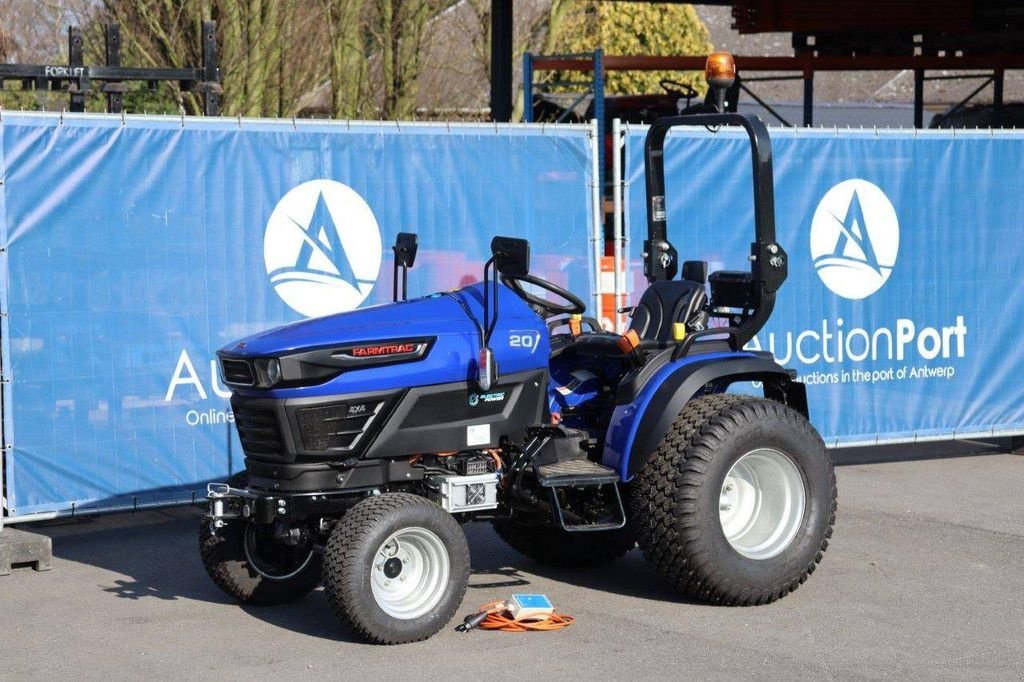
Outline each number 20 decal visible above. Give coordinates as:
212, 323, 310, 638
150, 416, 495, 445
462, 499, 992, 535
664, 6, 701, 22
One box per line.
509, 330, 541, 354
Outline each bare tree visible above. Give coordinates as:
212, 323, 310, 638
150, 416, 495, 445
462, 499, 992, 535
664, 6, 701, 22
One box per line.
373, 0, 447, 119
101, 0, 331, 116
321, 0, 370, 118
318, 0, 454, 120
453, 0, 566, 117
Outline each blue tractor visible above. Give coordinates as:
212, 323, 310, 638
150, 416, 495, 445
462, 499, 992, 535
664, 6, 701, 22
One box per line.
201, 61, 836, 645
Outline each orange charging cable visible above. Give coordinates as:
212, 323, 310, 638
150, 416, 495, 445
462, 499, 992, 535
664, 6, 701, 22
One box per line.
460, 600, 575, 632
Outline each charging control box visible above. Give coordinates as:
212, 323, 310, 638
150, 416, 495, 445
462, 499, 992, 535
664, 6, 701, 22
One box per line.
508, 594, 554, 620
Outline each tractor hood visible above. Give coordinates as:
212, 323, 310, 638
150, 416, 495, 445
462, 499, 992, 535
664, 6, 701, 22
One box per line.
222, 291, 476, 358
218, 282, 550, 398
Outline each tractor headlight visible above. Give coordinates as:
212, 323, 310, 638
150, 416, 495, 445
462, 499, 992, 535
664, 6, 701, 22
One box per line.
266, 358, 282, 385
254, 358, 282, 388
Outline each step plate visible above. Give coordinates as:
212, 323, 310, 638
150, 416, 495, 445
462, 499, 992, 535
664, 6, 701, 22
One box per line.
535, 459, 620, 488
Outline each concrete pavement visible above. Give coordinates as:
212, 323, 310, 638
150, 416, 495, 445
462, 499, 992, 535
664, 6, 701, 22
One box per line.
1, 454, 1021, 680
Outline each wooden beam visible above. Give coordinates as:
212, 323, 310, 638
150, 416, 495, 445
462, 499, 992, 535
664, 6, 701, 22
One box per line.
530, 53, 1024, 73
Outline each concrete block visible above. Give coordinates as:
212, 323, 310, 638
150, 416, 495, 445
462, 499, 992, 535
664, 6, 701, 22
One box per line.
0, 527, 53, 575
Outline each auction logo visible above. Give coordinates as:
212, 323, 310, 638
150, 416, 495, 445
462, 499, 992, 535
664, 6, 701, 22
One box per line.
809, 179, 899, 300
264, 179, 382, 318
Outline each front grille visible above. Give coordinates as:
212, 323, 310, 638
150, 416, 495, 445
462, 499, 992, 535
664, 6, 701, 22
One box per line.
233, 406, 285, 457
221, 358, 255, 386
296, 399, 383, 452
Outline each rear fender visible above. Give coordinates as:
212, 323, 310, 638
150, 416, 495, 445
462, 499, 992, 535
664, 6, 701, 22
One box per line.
601, 353, 808, 480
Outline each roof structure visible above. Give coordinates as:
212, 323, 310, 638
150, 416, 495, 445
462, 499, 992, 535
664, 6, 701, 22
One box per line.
696, 3, 1024, 126
495, 1, 1024, 127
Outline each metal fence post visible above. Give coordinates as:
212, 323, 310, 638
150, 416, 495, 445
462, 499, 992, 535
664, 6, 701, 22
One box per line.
589, 119, 602, 319
201, 21, 221, 116
993, 68, 1004, 128
105, 24, 123, 114
621, 127, 632, 325
592, 48, 605, 191
68, 26, 86, 112
611, 118, 624, 332
522, 53, 534, 123
803, 68, 814, 127
913, 69, 924, 128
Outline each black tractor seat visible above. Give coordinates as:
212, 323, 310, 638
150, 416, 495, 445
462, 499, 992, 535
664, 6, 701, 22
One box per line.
629, 279, 708, 343
563, 279, 709, 361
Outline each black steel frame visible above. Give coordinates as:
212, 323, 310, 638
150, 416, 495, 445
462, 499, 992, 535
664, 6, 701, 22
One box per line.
489, 0, 513, 122
643, 112, 787, 347
923, 71, 1006, 128
0, 23, 221, 115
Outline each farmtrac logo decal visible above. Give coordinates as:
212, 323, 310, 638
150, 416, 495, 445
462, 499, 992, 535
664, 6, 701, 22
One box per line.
809, 179, 899, 300
264, 179, 382, 318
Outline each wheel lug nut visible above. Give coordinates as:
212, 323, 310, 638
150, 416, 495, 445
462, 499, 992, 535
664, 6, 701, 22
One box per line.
384, 580, 390, 587
400, 576, 406, 582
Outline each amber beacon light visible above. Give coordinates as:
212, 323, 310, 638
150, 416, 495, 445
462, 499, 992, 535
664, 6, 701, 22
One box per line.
705, 51, 737, 89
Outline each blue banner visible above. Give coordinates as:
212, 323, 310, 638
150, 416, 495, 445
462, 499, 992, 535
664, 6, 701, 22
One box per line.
0, 113, 595, 518
625, 125, 1024, 445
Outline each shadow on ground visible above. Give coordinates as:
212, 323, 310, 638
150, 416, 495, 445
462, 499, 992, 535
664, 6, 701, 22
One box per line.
37, 509, 358, 642
23, 438, 1011, 639
31, 504, 706, 641
37, 443, 1007, 640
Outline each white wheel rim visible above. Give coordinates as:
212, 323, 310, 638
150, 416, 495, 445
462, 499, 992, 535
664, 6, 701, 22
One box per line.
370, 527, 450, 620
718, 448, 806, 560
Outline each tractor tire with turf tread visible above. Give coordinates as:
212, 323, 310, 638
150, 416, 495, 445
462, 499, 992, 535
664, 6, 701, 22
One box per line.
199, 520, 321, 606
630, 393, 836, 605
322, 493, 470, 645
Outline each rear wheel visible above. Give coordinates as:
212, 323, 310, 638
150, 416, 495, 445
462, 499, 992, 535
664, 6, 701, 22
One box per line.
199, 519, 321, 606
323, 493, 470, 644
492, 519, 635, 567
631, 394, 836, 605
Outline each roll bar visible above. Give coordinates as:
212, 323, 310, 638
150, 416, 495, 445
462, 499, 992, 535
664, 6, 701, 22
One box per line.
642, 112, 788, 347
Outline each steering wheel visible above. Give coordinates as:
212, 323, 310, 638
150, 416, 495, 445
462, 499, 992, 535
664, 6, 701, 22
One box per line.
660, 79, 698, 100
500, 272, 586, 317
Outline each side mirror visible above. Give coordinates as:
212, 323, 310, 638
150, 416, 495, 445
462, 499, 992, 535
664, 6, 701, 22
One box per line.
490, 236, 530, 277
393, 232, 418, 268
392, 232, 418, 302
478, 236, 530, 390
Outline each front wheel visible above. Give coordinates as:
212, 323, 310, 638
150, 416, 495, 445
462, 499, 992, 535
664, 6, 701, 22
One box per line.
631, 394, 836, 605
323, 493, 470, 644
199, 519, 321, 606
